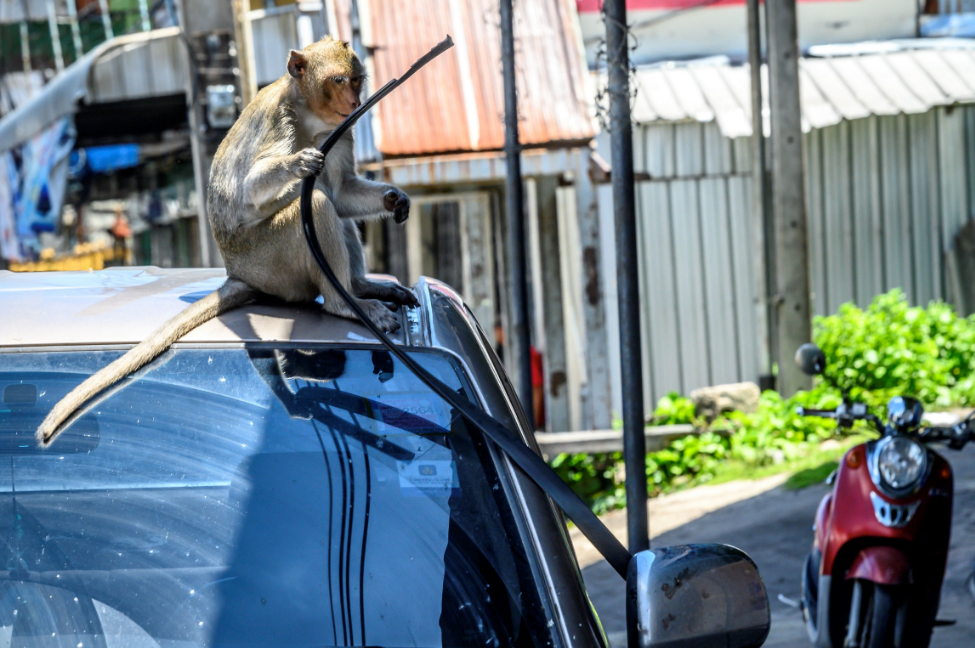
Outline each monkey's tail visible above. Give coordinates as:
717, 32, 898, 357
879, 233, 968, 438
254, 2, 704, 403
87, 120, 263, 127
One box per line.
35, 278, 255, 448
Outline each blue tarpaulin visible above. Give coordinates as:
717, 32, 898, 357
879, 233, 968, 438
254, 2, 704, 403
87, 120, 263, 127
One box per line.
71, 143, 141, 174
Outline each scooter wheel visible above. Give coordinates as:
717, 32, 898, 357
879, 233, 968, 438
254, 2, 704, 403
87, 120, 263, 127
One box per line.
857, 583, 897, 648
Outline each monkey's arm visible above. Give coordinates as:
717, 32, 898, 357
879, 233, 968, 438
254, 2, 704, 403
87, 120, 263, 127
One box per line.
332, 173, 410, 223
323, 136, 410, 223
243, 149, 325, 215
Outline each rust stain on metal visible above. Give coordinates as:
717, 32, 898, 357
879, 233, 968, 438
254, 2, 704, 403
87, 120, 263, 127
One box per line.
365, 0, 595, 156
549, 370, 567, 397
583, 245, 600, 306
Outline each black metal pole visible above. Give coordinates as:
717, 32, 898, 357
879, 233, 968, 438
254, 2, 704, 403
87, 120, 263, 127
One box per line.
500, 0, 534, 425
604, 0, 648, 553
746, 0, 776, 391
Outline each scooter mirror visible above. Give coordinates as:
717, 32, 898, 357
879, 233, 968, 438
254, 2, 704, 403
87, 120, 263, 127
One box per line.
626, 544, 770, 648
795, 344, 826, 376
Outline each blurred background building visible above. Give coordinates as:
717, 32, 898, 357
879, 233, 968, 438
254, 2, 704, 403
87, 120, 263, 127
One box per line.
3, 0, 975, 432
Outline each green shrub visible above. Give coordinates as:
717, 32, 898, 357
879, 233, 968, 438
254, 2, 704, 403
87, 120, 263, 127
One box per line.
552, 289, 975, 513
815, 289, 975, 408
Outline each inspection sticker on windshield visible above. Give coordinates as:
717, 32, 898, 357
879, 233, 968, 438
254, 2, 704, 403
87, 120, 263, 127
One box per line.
397, 459, 458, 497
371, 393, 451, 435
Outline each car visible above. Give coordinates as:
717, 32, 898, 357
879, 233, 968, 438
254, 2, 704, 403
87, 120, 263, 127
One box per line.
0, 266, 770, 648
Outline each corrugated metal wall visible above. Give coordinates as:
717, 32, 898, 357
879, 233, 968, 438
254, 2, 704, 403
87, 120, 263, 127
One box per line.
805, 107, 975, 314
610, 105, 975, 411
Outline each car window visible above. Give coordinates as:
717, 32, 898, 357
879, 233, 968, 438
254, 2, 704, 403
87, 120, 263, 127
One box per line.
0, 346, 552, 648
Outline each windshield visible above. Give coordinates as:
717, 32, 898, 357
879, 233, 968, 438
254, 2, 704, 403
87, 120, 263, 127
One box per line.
0, 346, 550, 648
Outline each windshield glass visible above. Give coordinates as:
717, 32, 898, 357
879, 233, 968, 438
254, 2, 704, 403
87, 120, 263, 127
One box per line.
0, 346, 550, 648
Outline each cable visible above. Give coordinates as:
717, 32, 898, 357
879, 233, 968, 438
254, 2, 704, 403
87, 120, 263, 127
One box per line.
298, 37, 632, 579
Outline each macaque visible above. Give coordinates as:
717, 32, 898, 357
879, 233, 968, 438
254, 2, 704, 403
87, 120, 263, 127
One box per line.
36, 37, 417, 447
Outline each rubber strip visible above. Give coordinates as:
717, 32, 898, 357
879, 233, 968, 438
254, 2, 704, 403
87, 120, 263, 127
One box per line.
299, 37, 632, 580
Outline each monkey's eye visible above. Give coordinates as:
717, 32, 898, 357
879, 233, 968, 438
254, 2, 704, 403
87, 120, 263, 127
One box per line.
333, 76, 347, 85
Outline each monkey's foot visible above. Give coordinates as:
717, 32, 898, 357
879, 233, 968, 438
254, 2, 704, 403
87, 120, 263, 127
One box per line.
359, 299, 401, 333
355, 280, 420, 309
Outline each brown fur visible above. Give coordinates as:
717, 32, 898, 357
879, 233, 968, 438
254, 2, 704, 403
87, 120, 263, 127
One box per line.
36, 37, 416, 447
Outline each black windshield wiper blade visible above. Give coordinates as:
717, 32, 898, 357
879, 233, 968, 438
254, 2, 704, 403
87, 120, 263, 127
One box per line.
299, 36, 632, 579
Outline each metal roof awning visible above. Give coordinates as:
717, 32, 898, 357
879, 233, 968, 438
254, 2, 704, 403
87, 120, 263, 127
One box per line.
0, 27, 186, 154
613, 39, 975, 139
334, 0, 595, 156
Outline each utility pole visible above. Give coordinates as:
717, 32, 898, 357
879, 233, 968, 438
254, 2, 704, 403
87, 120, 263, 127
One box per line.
604, 0, 648, 553
746, 0, 774, 391
766, 0, 811, 396
176, 0, 236, 268
500, 0, 534, 422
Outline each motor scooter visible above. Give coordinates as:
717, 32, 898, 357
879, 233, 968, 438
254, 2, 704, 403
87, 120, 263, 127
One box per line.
794, 343, 974, 648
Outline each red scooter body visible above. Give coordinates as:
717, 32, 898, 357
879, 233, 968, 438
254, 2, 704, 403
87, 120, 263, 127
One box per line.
816, 443, 953, 577
805, 442, 954, 647
792, 344, 971, 647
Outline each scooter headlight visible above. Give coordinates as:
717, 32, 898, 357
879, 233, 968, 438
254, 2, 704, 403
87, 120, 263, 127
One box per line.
876, 436, 927, 491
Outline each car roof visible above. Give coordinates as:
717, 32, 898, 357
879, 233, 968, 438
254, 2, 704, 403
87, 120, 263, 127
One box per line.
0, 267, 470, 351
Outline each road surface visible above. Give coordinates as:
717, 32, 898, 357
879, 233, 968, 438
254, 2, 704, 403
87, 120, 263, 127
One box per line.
579, 446, 975, 647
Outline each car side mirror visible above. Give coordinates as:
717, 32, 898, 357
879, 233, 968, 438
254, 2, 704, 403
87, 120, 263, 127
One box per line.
795, 343, 826, 376
626, 544, 770, 648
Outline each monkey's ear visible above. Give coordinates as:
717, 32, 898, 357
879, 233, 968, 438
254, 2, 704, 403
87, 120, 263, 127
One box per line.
287, 50, 308, 79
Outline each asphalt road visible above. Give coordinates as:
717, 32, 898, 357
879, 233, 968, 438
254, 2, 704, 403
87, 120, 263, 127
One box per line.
581, 446, 975, 647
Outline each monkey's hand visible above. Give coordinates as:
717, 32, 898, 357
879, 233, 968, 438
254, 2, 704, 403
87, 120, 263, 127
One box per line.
293, 148, 326, 178
384, 189, 411, 224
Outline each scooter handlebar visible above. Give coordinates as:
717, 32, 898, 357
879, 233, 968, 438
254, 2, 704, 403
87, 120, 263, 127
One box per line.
920, 421, 974, 449
795, 407, 836, 418
796, 405, 885, 433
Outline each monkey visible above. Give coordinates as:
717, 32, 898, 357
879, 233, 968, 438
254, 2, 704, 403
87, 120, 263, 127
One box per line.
36, 36, 419, 447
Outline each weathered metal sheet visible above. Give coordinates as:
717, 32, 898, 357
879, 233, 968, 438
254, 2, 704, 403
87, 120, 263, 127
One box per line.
638, 181, 682, 401
938, 107, 969, 266
727, 175, 761, 384
698, 178, 740, 385
798, 67, 842, 130
719, 64, 755, 124
828, 57, 898, 116
822, 121, 855, 313
638, 68, 688, 123
645, 124, 676, 179
803, 58, 871, 122
857, 55, 928, 114
572, 150, 613, 430
804, 131, 826, 316
634, 186, 656, 413
674, 122, 704, 177
913, 50, 975, 102
967, 106, 975, 217
623, 44, 975, 138
597, 183, 624, 418
908, 111, 942, 304
250, 10, 299, 87
703, 122, 733, 176
633, 123, 647, 175
886, 52, 946, 111
879, 115, 915, 300
732, 136, 752, 175
366, 0, 594, 155
942, 50, 975, 96
669, 180, 711, 393
850, 117, 884, 304
691, 66, 750, 138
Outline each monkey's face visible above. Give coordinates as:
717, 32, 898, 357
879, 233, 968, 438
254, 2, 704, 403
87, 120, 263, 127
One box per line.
288, 38, 366, 128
